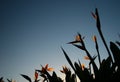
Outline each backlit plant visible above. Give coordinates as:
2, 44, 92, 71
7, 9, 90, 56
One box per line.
1, 8, 120, 82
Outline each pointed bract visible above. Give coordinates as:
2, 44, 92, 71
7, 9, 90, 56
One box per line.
20, 74, 32, 82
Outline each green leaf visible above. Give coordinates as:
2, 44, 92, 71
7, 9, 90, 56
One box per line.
71, 74, 77, 82
52, 71, 57, 78
72, 44, 85, 50
0, 77, 3, 82
7, 79, 12, 82
20, 74, 32, 82
110, 42, 120, 66
74, 62, 83, 80
61, 47, 76, 71
67, 41, 80, 44
95, 8, 101, 29
116, 41, 120, 46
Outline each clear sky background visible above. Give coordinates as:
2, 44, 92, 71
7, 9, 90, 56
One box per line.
0, 0, 120, 82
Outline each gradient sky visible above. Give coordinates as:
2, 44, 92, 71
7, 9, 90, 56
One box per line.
0, 0, 120, 82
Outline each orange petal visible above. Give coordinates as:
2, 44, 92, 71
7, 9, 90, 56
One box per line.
75, 35, 81, 41
35, 71, 38, 80
81, 63, 85, 70
84, 56, 90, 60
92, 35, 97, 42
47, 68, 54, 71
45, 64, 48, 70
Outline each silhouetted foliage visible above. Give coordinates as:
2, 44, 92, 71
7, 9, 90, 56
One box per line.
20, 74, 32, 82
1, 8, 120, 82
61, 8, 120, 82
0, 77, 4, 82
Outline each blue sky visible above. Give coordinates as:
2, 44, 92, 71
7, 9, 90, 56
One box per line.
0, 0, 120, 81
